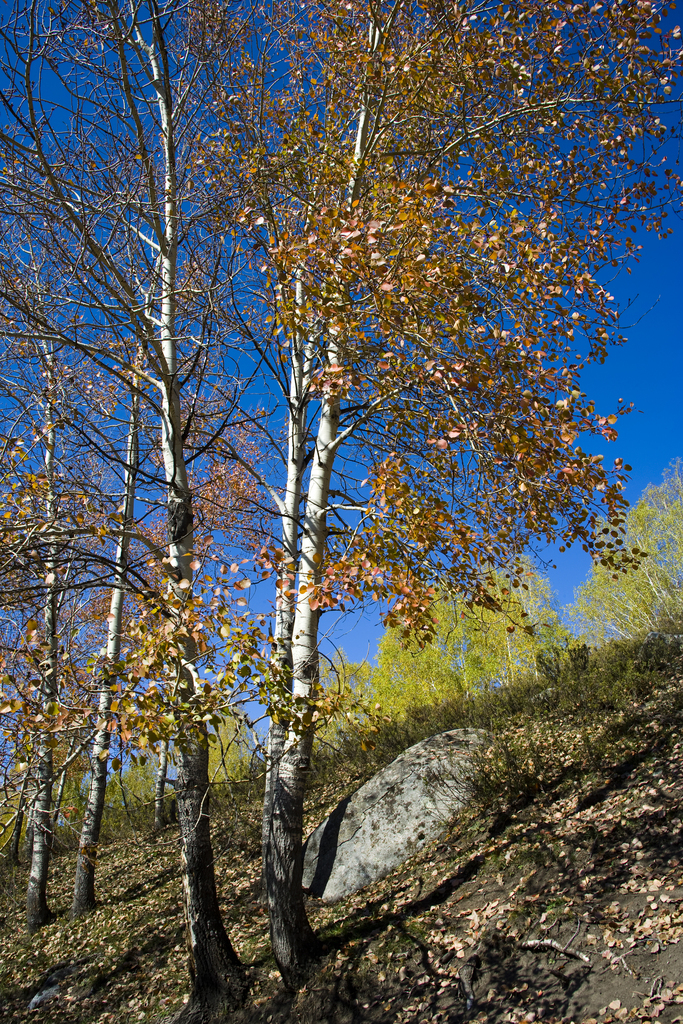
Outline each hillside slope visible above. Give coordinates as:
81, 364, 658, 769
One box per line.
2, 662, 683, 1024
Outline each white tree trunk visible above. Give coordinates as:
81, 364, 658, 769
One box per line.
261, 278, 310, 896
23, 796, 35, 862
72, 398, 138, 917
263, 20, 380, 974
27, 383, 58, 933
141, 25, 245, 1014
265, 338, 341, 986
154, 738, 170, 830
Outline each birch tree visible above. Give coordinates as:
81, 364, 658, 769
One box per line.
71, 392, 138, 917
0, 328, 116, 921
204, 0, 681, 985
0, 330, 84, 931
0, 3, 250, 1016
25, 354, 59, 932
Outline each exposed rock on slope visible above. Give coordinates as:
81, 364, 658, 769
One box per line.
302, 728, 489, 903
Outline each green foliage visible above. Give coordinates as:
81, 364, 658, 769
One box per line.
369, 601, 467, 716
98, 755, 160, 837
369, 567, 568, 718
570, 460, 683, 644
312, 655, 376, 754
314, 633, 664, 818
208, 721, 257, 783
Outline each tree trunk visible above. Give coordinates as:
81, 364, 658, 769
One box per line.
174, 733, 246, 1019
154, 739, 169, 830
72, 397, 138, 918
260, 722, 285, 904
260, 258, 313, 941
51, 735, 77, 840
71, 735, 110, 916
264, 722, 320, 988
48, 757, 70, 854
265, 332, 340, 985
260, 579, 294, 901
27, 383, 59, 933
52, 762, 68, 827
87, 11, 248, 1013
151, 21, 245, 1008
24, 797, 35, 862
26, 741, 54, 932
261, 51, 375, 973
10, 789, 27, 866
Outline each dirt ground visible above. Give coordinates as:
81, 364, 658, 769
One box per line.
241, 678, 683, 1024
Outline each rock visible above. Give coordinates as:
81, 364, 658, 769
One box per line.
640, 632, 683, 668
302, 728, 489, 903
27, 959, 90, 1011
28, 985, 60, 1010
531, 685, 557, 708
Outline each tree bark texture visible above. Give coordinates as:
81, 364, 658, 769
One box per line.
264, 722, 320, 988
260, 721, 285, 904
52, 763, 68, 827
24, 798, 34, 862
71, 738, 110, 916
155, 739, 170, 830
175, 734, 246, 1016
26, 743, 54, 933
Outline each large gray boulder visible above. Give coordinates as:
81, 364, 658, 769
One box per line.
302, 727, 489, 904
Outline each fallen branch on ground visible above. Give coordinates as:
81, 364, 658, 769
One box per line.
520, 939, 591, 965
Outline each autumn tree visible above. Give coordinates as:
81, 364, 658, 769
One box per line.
71, 390, 139, 918
0, 288, 169, 922
0, 324, 103, 929
0, 3, 258, 1017
202, 0, 681, 986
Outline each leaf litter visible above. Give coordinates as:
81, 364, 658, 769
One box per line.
1, 673, 683, 1024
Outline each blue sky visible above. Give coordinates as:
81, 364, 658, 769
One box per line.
545, 221, 683, 607
325, 217, 683, 667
